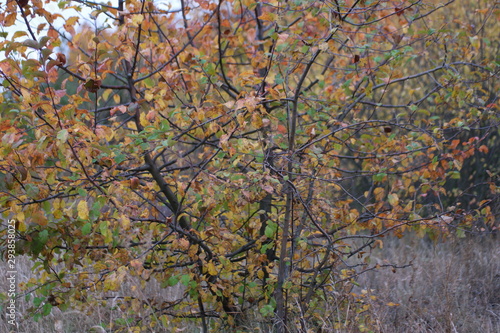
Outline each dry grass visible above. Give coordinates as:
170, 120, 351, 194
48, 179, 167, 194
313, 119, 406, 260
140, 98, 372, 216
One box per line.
0, 255, 191, 333
1, 233, 498, 332
357, 233, 500, 333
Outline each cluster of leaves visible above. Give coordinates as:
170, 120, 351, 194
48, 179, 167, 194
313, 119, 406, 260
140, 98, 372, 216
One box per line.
1, 0, 498, 331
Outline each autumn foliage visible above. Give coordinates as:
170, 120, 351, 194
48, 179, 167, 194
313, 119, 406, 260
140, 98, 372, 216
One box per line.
0, 0, 498, 331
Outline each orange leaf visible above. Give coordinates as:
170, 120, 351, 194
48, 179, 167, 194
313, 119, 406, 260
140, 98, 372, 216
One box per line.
146, 110, 156, 122
478, 145, 489, 154
31, 211, 48, 226
277, 124, 287, 134
450, 139, 460, 149
4, 13, 17, 27
48, 27, 58, 39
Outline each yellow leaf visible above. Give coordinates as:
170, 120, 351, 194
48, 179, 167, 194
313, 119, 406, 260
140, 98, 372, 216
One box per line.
131, 14, 144, 26
120, 214, 131, 229
16, 211, 25, 226
104, 266, 128, 291
12, 31, 28, 39
251, 113, 263, 128
207, 262, 217, 276
77, 200, 89, 220
258, 12, 276, 22
66, 16, 80, 26
140, 112, 148, 127
388, 194, 399, 206
144, 91, 154, 102
104, 273, 119, 291
373, 187, 385, 201
113, 93, 121, 104
17, 219, 27, 233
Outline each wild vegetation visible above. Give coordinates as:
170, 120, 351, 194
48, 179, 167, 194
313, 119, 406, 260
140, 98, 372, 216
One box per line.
0, 0, 498, 332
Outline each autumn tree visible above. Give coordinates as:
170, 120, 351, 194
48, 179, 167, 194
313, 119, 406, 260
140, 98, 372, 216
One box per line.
1, 0, 498, 331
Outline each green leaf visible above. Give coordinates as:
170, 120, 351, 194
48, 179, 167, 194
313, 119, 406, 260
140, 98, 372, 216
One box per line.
99, 221, 109, 238
144, 77, 155, 88
373, 173, 387, 182
22, 39, 41, 49
57, 129, 69, 143
259, 304, 275, 317
275, 73, 284, 85
33, 296, 45, 307
114, 153, 126, 164
166, 275, 179, 287
82, 223, 92, 235
42, 303, 52, 316
25, 183, 40, 198
180, 274, 191, 286
264, 221, 278, 238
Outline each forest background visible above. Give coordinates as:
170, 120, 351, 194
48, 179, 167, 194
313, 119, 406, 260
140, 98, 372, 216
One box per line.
0, 0, 499, 332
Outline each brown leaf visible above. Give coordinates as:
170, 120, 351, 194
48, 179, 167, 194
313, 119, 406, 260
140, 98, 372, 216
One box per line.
46, 59, 58, 72
17, 0, 29, 7
84, 79, 101, 93
17, 166, 28, 181
262, 184, 274, 194
130, 177, 140, 189
393, 34, 403, 45
56, 52, 66, 66
46, 53, 66, 72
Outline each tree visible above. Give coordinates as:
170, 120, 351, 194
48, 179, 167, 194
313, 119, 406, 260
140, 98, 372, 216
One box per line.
1, 0, 498, 331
